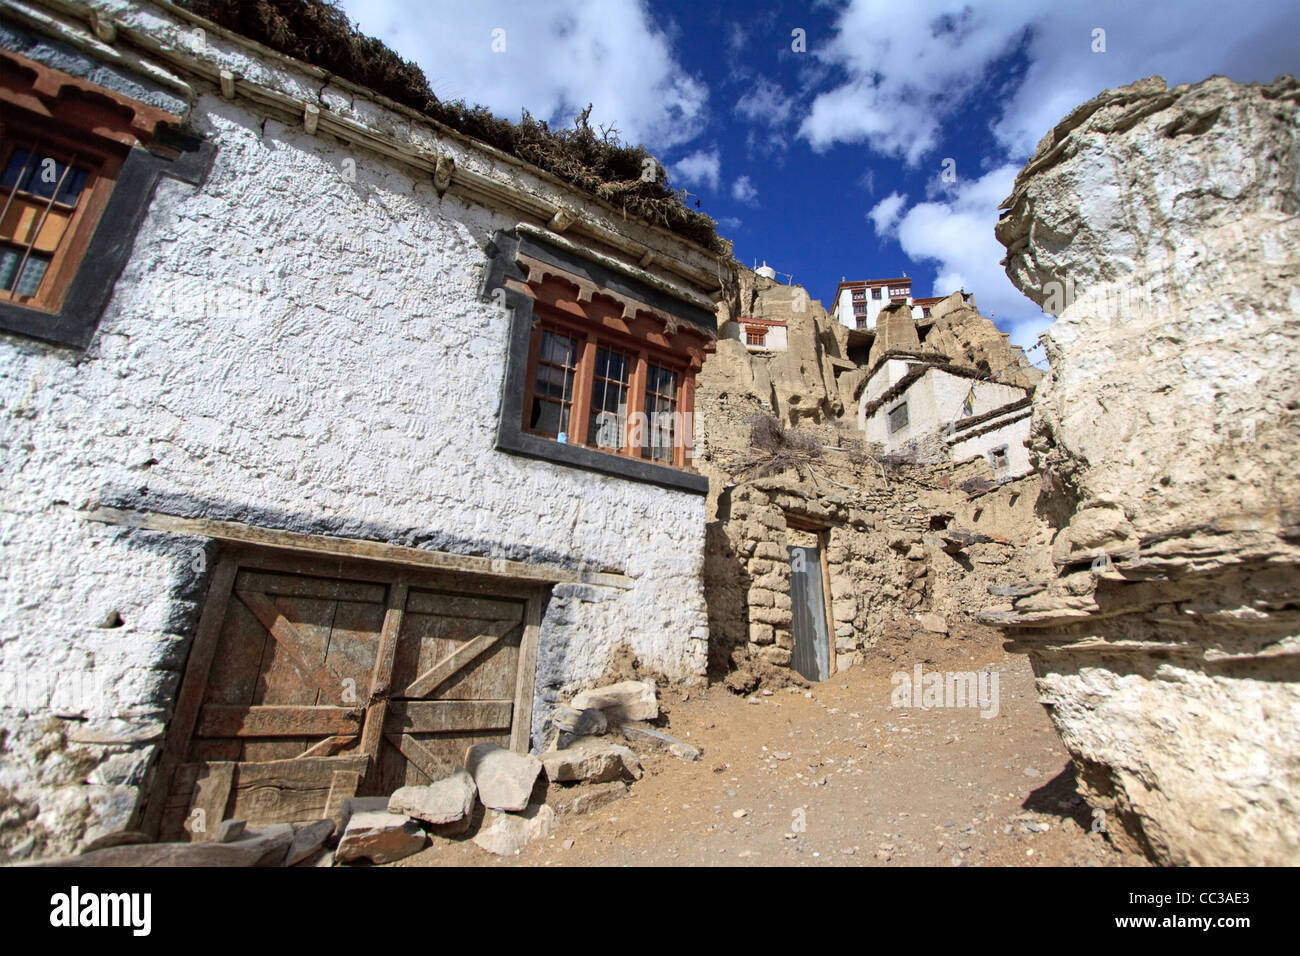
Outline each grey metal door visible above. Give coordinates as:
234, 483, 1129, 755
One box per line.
788, 545, 831, 681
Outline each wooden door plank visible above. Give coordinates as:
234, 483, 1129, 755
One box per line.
189, 761, 234, 843
299, 735, 357, 759
223, 755, 368, 788
236, 589, 348, 695
403, 590, 524, 621
392, 733, 456, 782
819, 530, 837, 680
325, 770, 362, 833
359, 582, 408, 761
384, 699, 513, 734
404, 623, 512, 699
142, 553, 239, 838
234, 570, 388, 603
195, 705, 363, 739
510, 591, 545, 753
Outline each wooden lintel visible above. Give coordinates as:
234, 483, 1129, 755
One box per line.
81, 507, 629, 588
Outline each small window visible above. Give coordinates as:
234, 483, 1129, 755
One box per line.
0, 131, 118, 312
745, 326, 767, 347
851, 288, 865, 301
889, 285, 909, 298
855, 316, 866, 330
642, 364, 677, 463
922, 307, 932, 318
852, 301, 866, 316
871, 287, 882, 300
528, 328, 579, 439
989, 445, 1010, 470
888, 401, 909, 434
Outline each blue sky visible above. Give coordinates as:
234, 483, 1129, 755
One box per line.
340, 0, 1300, 356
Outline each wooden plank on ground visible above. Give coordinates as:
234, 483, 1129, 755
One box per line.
189, 761, 234, 843
510, 591, 545, 753
325, 770, 362, 833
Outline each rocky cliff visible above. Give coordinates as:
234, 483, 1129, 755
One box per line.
990, 74, 1300, 864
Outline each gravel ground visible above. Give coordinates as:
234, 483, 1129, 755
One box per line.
396, 625, 1143, 867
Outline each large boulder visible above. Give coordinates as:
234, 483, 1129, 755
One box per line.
990, 73, 1300, 865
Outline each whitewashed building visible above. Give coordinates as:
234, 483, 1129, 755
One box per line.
830, 276, 951, 330
857, 354, 1033, 479
0, 0, 727, 856
727, 316, 788, 352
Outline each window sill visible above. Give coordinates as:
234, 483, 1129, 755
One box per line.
499, 424, 707, 494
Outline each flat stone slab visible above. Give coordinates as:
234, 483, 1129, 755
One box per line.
285, 819, 335, 866
335, 811, 427, 865
36, 824, 295, 867
551, 704, 608, 736
549, 780, 628, 817
388, 768, 477, 825
543, 743, 643, 783
620, 724, 701, 761
472, 803, 556, 856
571, 680, 658, 724
918, 612, 948, 634
465, 743, 542, 812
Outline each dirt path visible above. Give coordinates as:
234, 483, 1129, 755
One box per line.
398, 627, 1141, 867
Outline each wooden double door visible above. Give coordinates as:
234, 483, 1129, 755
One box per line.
144, 548, 541, 841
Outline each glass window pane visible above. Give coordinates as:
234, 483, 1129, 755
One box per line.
55, 166, 89, 206
0, 246, 22, 290
2, 250, 50, 296
1, 149, 33, 191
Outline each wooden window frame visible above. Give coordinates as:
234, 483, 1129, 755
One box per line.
0, 50, 213, 348
521, 303, 695, 470
0, 112, 126, 313
745, 325, 767, 347
888, 400, 909, 434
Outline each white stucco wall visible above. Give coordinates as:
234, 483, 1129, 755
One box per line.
860, 365, 1029, 454
834, 285, 920, 329
950, 413, 1034, 478
0, 5, 711, 856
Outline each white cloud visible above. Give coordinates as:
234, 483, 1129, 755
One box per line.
672, 148, 721, 190
800, 0, 1300, 163
735, 77, 795, 127
731, 175, 758, 205
868, 191, 908, 234
870, 165, 1052, 342
828, 0, 1300, 339
339, 0, 708, 150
